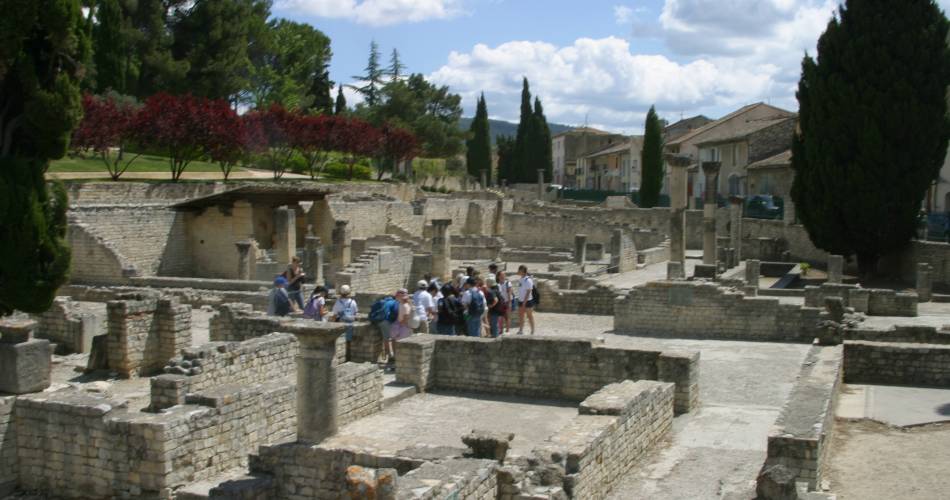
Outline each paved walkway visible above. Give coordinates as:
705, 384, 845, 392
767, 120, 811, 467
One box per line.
838, 383, 950, 427
46, 168, 309, 181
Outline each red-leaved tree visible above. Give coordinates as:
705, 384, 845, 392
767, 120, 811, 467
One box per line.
376, 125, 420, 181
292, 114, 339, 180
71, 93, 142, 180
337, 117, 382, 180
134, 93, 217, 181
245, 104, 298, 180
205, 101, 265, 181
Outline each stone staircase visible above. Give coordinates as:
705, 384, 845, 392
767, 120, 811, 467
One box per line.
385, 222, 427, 251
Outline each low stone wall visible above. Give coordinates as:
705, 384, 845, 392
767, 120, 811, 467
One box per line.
845, 325, 950, 344
519, 380, 673, 499
106, 294, 192, 377
150, 333, 299, 410
0, 396, 15, 497
761, 345, 843, 490
398, 458, 498, 499
337, 362, 384, 426
32, 297, 105, 354
804, 284, 918, 317
450, 235, 504, 261
335, 245, 414, 294
615, 280, 821, 342
639, 243, 671, 267
396, 335, 699, 414
535, 280, 620, 316
843, 341, 950, 387
14, 385, 295, 499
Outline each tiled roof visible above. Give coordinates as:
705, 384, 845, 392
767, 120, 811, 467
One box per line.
747, 149, 792, 170
666, 103, 795, 146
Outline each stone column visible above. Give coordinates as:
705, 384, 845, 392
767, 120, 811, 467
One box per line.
480, 169, 488, 190
304, 236, 324, 287
745, 259, 760, 296
274, 207, 296, 266
431, 219, 452, 281
783, 195, 796, 225
667, 261, 684, 281
493, 198, 505, 236
701, 161, 721, 266
235, 240, 254, 280
729, 195, 744, 264
296, 333, 339, 443
917, 263, 933, 302
330, 221, 351, 280
827, 255, 843, 284
667, 154, 691, 268
537, 169, 545, 199
0, 319, 51, 394
574, 234, 588, 264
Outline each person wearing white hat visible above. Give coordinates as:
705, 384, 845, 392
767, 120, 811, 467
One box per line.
411, 279, 435, 333
332, 285, 358, 361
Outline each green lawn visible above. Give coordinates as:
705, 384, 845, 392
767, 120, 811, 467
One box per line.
49, 154, 234, 173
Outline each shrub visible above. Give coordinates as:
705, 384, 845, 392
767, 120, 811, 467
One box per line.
324, 161, 371, 180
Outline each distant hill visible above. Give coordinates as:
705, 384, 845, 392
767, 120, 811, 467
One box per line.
458, 117, 575, 146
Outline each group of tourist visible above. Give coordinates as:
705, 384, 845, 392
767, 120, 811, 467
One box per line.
266, 261, 538, 370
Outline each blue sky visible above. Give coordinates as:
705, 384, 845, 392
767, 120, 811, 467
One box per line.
272, 0, 950, 133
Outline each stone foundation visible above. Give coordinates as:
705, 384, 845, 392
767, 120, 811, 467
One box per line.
105, 294, 192, 377
534, 280, 620, 316
33, 297, 106, 354
843, 341, 950, 387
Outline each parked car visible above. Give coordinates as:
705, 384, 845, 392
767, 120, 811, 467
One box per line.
745, 195, 783, 220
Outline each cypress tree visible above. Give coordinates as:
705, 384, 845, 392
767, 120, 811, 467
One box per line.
791, 0, 950, 276
513, 77, 534, 183
466, 94, 492, 183
532, 98, 552, 182
307, 68, 334, 114
640, 105, 665, 208
93, 0, 129, 93
335, 84, 347, 115
496, 135, 516, 185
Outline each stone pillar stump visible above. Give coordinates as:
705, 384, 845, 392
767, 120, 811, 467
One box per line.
701, 161, 721, 266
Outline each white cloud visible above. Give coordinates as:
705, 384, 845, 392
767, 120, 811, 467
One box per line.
276, 0, 464, 26
614, 5, 635, 25
428, 37, 778, 133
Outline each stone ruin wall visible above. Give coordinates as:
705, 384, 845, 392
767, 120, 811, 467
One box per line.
106, 295, 192, 377
843, 341, 950, 387
0, 396, 15, 497
335, 245, 415, 293
396, 335, 698, 415
615, 281, 822, 343
33, 296, 106, 354
803, 283, 918, 317
534, 280, 620, 316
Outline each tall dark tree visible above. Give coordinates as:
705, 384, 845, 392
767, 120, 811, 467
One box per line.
532, 98, 552, 182
245, 19, 332, 110
1, 0, 88, 315
640, 105, 665, 208
127, 0, 189, 99
307, 68, 334, 114
335, 84, 347, 115
791, 0, 950, 276
369, 73, 465, 158
351, 40, 385, 107
92, 0, 130, 93
171, 0, 270, 101
513, 77, 534, 182
466, 94, 492, 183
387, 48, 406, 82
496, 135, 516, 185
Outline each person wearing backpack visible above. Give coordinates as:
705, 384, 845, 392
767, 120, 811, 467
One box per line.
267, 276, 292, 317
517, 265, 536, 335
485, 276, 504, 338
303, 286, 328, 321
435, 285, 458, 335
460, 278, 486, 337
369, 293, 400, 365
496, 270, 513, 334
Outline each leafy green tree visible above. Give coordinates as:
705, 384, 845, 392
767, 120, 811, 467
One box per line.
791, 0, 950, 275
387, 48, 406, 82
466, 94, 492, 183
126, 0, 189, 99
369, 74, 464, 158
171, 0, 270, 100
640, 105, 665, 208
513, 77, 534, 183
496, 135, 516, 185
532, 98, 552, 182
244, 19, 332, 110
1, 0, 88, 315
351, 40, 385, 107
92, 0, 131, 93
335, 84, 347, 115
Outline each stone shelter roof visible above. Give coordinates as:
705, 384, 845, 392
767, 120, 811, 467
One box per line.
747, 149, 792, 170
171, 184, 335, 210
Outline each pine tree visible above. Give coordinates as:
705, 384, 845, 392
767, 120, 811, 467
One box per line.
93, 0, 129, 93
387, 48, 406, 82
532, 98, 552, 182
335, 84, 347, 115
513, 77, 534, 183
466, 94, 492, 183
351, 40, 385, 106
791, 0, 950, 276
640, 105, 665, 208
307, 68, 334, 114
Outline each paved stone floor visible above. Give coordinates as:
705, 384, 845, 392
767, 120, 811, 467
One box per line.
522, 313, 812, 499
320, 391, 579, 459
837, 383, 950, 427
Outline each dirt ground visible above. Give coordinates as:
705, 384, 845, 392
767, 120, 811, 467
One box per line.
824, 419, 950, 500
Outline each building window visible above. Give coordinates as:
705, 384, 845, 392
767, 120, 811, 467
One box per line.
732, 144, 738, 166
728, 174, 741, 196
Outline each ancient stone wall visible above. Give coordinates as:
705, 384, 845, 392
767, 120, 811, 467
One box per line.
335, 245, 414, 294
0, 396, 15, 497
762, 345, 842, 490
337, 362, 384, 426
843, 341, 950, 387
396, 335, 698, 414
615, 281, 821, 342
804, 284, 918, 317
740, 219, 828, 264
503, 212, 618, 249
422, 198, 508, 236
535, 280, 620, 316
312, 196, 417, 244
67, 222, 132, 284
65, 182, 224, 206
106, 295, 192, 377
33, 297, 106, 354
524, 381, 673, 499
